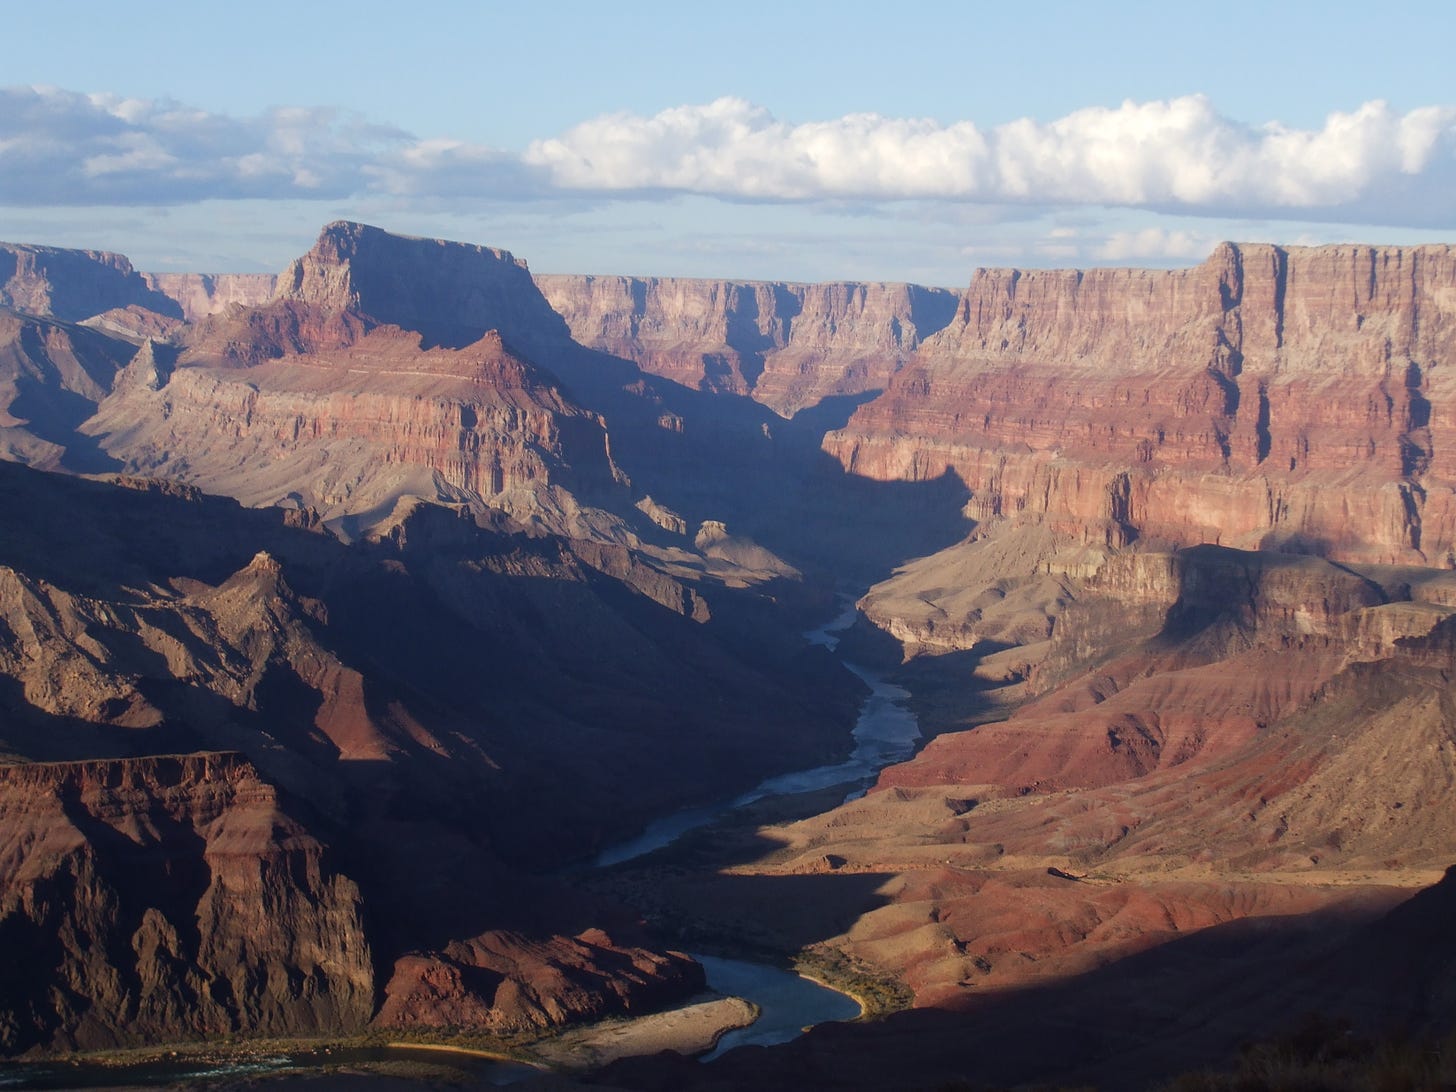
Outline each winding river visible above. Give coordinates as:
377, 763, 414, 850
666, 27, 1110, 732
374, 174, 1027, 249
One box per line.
593, 602, 920, 868
695, 955, 862, 1059
592, 602, 922, 1060
2, 607, 918, 1086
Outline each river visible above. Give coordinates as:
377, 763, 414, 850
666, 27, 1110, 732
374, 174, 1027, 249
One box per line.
591, 601, 920, 1062
696, 955, 862, 1060
593, 601, 921, 868
1, 607, 915, 1086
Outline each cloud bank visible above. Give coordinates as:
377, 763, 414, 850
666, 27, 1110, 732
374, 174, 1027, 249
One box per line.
4, 85, 1453, 227
0, 86, 414, 205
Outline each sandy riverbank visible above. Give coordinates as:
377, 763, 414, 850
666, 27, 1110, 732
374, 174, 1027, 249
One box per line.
532, 995, 758, 1069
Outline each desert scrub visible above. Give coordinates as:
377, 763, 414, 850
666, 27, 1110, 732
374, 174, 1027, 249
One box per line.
1162, 1015, 1456, 1091
793, 947, 914, 1016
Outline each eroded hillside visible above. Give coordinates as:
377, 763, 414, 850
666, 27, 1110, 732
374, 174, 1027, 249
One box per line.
0, 225, 1453, 1088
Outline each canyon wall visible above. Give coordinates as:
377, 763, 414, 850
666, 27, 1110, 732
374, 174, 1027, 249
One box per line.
0, 309, 136, 470
0, 753, 373, 1054
0, 452, 857, 1053
142, 272, 277, 322
278, 221, 574, 360
0, 243, 181, 323
85, 224, 635, 537
88, 326, 622, 531
825, 243, 1456, 564
536, 273, 958, 415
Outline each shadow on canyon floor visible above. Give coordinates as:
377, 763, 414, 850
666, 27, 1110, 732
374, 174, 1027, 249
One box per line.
595, 877, 1454, 1092
544, 345, 976, 582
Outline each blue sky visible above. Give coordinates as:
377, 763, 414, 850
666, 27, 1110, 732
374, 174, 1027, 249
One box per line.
3, 0, 1454, 284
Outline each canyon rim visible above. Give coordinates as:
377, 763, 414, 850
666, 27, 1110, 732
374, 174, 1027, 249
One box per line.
0, 222, 1453, 1089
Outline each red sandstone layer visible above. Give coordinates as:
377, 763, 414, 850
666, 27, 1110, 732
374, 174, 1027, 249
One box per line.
825, 243, 1456, 564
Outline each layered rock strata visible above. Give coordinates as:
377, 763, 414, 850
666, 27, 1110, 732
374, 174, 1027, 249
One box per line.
279, 221, 574, 360
0, 308, 134, 469
83, 223, 632, 538
630, 544, 1456, 1080
0, 753, 373, 1054
0, 243, 181, 323
87, 323, 621, 534
142, 272, 277, 322
0, 457, 858, 1052
536, 273, 958, 415
826, 244, 1456, 564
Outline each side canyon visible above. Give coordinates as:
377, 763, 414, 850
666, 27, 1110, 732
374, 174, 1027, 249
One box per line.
0, 225, 1453, 1089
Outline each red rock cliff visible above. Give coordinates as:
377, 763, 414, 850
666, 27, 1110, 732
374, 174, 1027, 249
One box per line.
0, 243, 182, 323
277, 221, 574, 361
142, 272, 278, 322
825, 243, 1456, 563
88, 224, 628, 536
535, 273, 958, 415
0, 752, 374, 1054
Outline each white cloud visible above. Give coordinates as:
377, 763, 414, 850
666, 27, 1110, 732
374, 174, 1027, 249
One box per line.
1096, 226, 1219, 262
0, 85, 413, 205
2, 85, 1453, 231
525, 95, 1456, 223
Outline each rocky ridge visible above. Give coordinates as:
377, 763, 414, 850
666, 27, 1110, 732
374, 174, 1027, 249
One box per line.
0, 456, 856, 1053
827, 243, 1456, 564
141, 272, 277, 322
0, 307, 134, 470
602, 540, 1456, 1090
79, 224, 634, 540
0, 752, 372, 1054
2, 223, 1455, 1086
280, 221, 574, 360
537, 273, 958, 415
0, 243, 181, 323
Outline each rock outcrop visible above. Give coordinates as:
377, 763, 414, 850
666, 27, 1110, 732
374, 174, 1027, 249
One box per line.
142, 272, 277, 322
536, 274, 958, 415
0, 456, 860, 1052
87, 323, 622, 535
277, 221, 574, 360
642, 543, 1456, 1087
0, 308, 135, 470
825, 243, 1456, 564
7, 222, 1456, 1085
376, 930, 704, 1034
84, 223, 631, 538
0, 243, 182, 323
0, 752, 373, 1054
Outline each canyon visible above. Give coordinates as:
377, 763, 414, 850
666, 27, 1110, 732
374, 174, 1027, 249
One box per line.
0, 225, 1453, 1088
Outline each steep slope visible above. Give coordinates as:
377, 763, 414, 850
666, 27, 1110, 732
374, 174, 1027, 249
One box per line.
141, 272, 277, 322
0, 753, 372, 1054
8, 224, 1456, 1085
0, 243, 182, 323
277, 221, 574, 360
0, 308, 135, 470
0, 460, 858, 1053
826, 243, 1456, 565
85, 224, 628, 539
727, 546, 1456, 1003
536, 273, 958, 415
600, 544, 1456, 1091
87, 323, 622, 536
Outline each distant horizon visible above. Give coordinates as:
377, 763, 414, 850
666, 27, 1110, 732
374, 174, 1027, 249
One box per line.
5, 0, 1454, 283
11, 218, 1455, 295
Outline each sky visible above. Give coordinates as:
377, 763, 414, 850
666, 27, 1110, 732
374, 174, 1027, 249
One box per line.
3, 0, 1455, 285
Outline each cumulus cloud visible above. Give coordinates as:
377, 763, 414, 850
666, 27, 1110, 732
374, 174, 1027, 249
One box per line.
524, 95, 1456, 223
3, 85, 1454, 229
1096, 226, 1221, 262
0, 85, 414, 205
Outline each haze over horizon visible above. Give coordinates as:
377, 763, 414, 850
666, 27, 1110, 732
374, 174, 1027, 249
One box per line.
4, 0, 1454, 283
